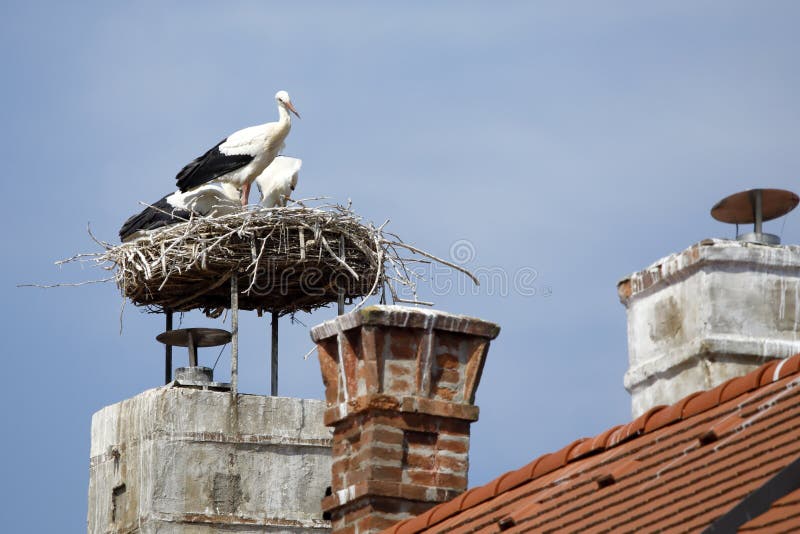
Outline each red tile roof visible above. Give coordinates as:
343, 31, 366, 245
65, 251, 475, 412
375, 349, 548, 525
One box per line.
740, 488, 800, 531
384, 354, 800, 533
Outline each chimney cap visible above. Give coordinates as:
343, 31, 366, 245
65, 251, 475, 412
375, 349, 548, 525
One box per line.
711, 188, 798, 225
310, 305, 500, 343
156, 327, 232, 348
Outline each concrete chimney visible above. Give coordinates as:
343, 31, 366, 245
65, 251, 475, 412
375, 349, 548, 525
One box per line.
88, 388, 332, 533
310, 305, 500, 534
618, 239, 800, 417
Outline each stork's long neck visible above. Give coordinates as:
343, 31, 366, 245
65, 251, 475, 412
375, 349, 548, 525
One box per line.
276, 103, 292, 128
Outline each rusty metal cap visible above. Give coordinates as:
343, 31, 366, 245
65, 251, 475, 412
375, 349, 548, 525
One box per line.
156, 327, 232, 347
711, 188, 798, 224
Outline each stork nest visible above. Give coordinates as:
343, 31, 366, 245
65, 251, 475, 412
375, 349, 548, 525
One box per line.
60, 201, 477, 317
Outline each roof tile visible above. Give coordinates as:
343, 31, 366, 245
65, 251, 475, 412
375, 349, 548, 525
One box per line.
567, 438, 596, 461
531, 452, 562, 478
383, 353, 800, 534
565, 438, 592, 462
682, 382, 725, 418
426, 493, 462, 526
677, 391, 704, 418
592, 424, 623, 449
393, 517, 422, 534
720, 371, 761, 403
494, 465, 531, 495
776, 353, 800, 380
459, 485, 493, 511
643, 402, 681, 432
759, 360, 781, 386
740, 487, 800, 530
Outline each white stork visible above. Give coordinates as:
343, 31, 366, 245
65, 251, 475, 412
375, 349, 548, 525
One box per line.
175, 90, 300, 206
119, 182, 240, 242
256, 156, 302, 208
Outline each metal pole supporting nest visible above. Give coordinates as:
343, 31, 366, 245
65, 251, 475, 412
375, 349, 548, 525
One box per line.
338, 234, 346, 316
231, 274, 239, 395
271, 311, 278, 396
164, 308, 173, 384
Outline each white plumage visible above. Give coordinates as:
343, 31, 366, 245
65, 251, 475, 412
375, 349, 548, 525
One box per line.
174, 182, 241, 215
256, 156, 302, 208
175, 90, 300, 206
119, 182, 241, 242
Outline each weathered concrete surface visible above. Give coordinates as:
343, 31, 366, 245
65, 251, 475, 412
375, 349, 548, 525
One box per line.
87, 387, 332, 533
619, 239, 800, 417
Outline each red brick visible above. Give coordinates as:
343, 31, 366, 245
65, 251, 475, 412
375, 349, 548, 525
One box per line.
332, 440, 349, 456
404, 430, 437, 447
356, 360, 380, 391
435, 472, 467, 490
406, 443, 435, 459
436, 453, 468, 473
367, 465, 404, 482
386, 328, 421, 360
332, 458, 349, 476
362, 425, 404, 446
405, 469, 437, 487
405, 453, 435, 470
386, 378, 412, 394
438, 368, 461, 384
386, 361, 412, 378
317, 338, 340, 404
331, 519, 353, 534
433, 385, 457, 401
336, 421, 362, 442
338, 499, 372, 522
436, 353, 460, 370
355, 514, 402, 532
438, 436, 469, 454
359, 444, 404, 465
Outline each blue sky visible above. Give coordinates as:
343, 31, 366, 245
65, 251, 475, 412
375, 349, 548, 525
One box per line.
2, 2, 800, 531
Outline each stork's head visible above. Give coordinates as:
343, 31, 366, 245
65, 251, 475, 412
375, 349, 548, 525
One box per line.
275, 90, 300, 119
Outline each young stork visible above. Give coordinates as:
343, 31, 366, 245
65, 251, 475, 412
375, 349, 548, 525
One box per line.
118, 183, 240, 242
255, 156, 302, 208
175, 90, 300, 206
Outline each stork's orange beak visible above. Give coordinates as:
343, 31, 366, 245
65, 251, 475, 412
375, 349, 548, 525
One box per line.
285, 101, 301, 119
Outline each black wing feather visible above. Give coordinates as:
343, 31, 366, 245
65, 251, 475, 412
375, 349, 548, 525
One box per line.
119, 195, 192, 242
175, 138, 254, 192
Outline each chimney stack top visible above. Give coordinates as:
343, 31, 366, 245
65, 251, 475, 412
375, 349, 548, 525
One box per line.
310, 305, 500, 343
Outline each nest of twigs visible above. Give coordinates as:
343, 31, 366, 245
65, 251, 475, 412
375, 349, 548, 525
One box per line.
67, 201, 476, 317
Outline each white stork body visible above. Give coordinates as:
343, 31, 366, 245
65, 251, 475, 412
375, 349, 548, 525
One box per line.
119, 182, 240, 242
175, 90, 300, 206
256, 156, 302, 208
178, 182, 241, 215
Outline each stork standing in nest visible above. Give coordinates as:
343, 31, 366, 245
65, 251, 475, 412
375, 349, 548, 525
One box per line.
175, 90, 300, 206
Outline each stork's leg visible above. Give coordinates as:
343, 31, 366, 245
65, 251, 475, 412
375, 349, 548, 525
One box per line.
240, 182, 251, 207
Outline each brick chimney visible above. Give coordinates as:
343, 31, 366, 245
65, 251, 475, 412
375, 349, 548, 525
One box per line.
310, 305, 500, 534
618, 239, 800, 417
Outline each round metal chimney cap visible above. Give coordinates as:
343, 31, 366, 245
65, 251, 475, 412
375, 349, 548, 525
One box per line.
156, 327, 232, 347
711, 188, 798, 224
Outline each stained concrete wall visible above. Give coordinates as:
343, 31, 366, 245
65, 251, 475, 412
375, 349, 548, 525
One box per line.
618, 239, 800, 417
88, 386, 332, 533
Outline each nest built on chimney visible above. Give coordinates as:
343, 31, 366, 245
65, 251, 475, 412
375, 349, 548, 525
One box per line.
62, 201, 476, 317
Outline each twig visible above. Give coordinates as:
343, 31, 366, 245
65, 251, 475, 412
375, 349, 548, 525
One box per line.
383, 240, 480, 286
17, 278, 114, 288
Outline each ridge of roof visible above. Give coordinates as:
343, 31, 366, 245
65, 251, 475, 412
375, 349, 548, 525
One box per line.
385, 353, 800, 534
